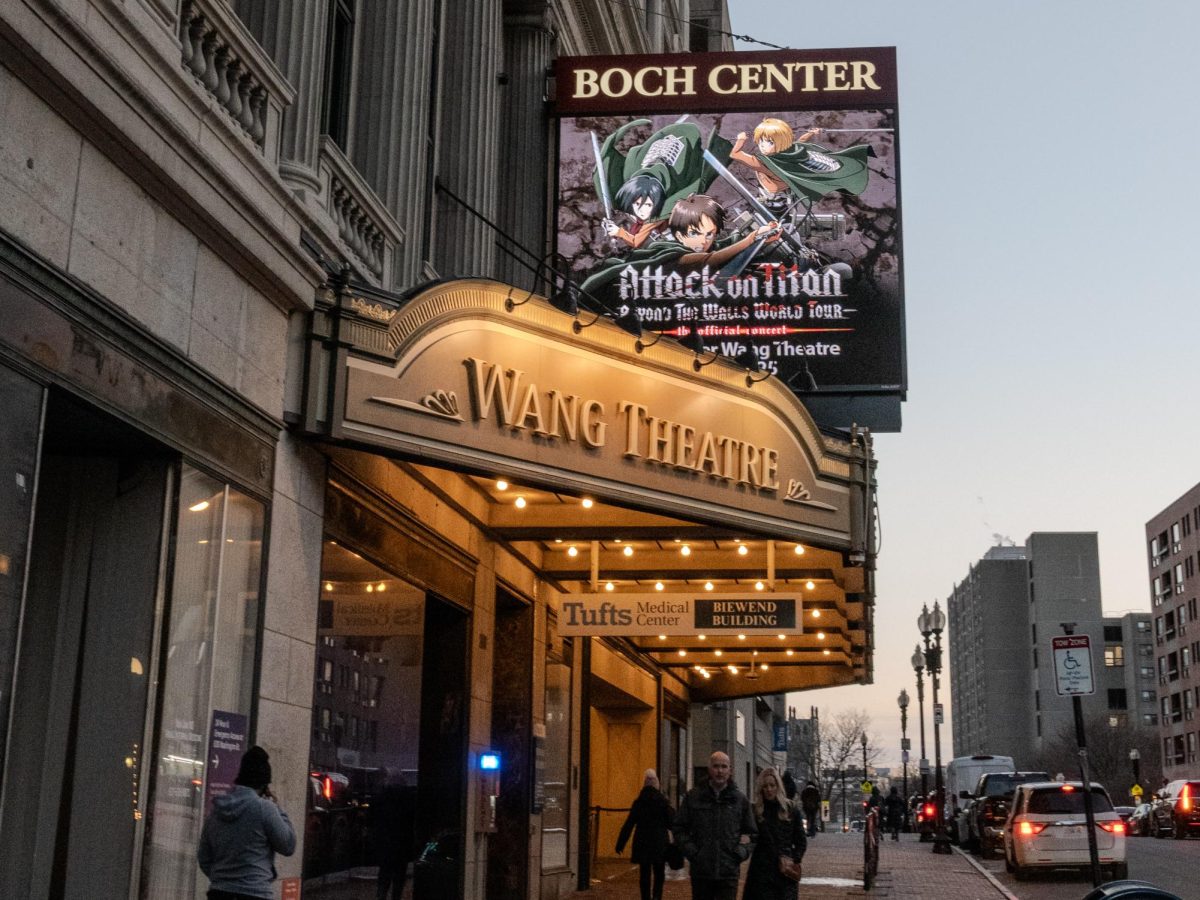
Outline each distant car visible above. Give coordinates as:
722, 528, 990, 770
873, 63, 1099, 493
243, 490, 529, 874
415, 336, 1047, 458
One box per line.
1149, 780, 1200, 839
1003, 781, 1127, 881
914, 793, 939, 842
1128, 802, 1154, 837
967, 771, 1050, 858
1113, 806, 1135, 823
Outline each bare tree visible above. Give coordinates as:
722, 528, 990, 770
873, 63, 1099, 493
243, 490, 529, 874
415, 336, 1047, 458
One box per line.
818, 709, 883, 801
1036, 710, 1161, 804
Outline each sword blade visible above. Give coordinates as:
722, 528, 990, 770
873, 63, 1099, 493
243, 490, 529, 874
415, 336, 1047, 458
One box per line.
591, 132, 614, 219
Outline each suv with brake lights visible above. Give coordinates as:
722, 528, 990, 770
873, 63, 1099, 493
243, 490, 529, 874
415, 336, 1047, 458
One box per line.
1003, 781, 1127, 881
1150, 779, 1200, 839
967, 771, 1048, 858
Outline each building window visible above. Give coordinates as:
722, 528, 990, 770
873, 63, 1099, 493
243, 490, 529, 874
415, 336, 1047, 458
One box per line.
1189, 732, 1198, 763
1104, 625, 1123, 642
1105, 646, 1125, 667
1137, 619, 1150, 632
1107, 688, 1127, 710
1176, 564, 1186, 593
1173, 521, 1183, 552
1141, 690, 1155, 703
1144, 713, 1158, 726
321, 0, 355, 149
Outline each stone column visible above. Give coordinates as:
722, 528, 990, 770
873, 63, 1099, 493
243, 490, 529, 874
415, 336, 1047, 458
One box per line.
433, 0, 504, 279
349, 0, 438, 289
495, 8, 554, 292
235, 0, 328, 198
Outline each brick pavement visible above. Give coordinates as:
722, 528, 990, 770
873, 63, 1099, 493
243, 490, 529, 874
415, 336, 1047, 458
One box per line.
572, 832, 1011, 900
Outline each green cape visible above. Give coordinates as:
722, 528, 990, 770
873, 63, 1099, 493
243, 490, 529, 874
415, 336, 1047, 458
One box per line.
758, 141, 875, 202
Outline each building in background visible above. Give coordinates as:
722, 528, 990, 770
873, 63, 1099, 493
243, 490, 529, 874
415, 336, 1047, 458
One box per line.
0, 3, 888, 899
948, 534, 1148, 766
786, 705, 822, 786
1145, 483, 1200, 777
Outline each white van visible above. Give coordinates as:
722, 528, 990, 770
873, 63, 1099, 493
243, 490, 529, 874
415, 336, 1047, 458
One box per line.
945, 754, 1015, 843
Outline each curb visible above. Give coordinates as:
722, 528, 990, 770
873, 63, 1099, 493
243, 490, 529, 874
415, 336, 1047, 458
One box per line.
953, 846, 1021, 900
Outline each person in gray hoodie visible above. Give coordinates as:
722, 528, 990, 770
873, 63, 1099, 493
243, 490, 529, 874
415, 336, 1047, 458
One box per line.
198, 745, 296, 900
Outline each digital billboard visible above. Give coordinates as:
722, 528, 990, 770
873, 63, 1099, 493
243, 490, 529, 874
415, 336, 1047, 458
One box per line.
552, 48, 905, 428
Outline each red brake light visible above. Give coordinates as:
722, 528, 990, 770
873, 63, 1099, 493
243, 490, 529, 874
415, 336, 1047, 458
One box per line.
1061, 784, 1075, 792
923, 804, 936, 817
1018, 821, 1047, 837
1098, 821, 1125, 834
323, 776, 332, 800
1183, 784, 1192, 813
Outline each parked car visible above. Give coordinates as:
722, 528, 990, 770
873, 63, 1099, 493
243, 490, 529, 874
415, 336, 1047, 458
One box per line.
1128, 802, 1155, 836
946, 754, 1015, 844
1149, 779, 1200, 839
914, 792, 940, 842
966, 771, 1049, 858
1003, 781, 1127, 881
1113, 806, 1135, 823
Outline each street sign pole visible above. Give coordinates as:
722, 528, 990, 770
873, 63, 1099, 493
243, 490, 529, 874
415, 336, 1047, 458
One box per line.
1059, 623, 1101, 888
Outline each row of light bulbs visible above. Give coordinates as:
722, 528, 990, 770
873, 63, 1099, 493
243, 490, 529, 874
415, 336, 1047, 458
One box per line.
601, 578, 818, 591
692, 646, 834, 679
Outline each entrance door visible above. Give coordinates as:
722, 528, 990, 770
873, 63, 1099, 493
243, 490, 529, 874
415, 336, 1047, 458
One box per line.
0, 395, 171, 899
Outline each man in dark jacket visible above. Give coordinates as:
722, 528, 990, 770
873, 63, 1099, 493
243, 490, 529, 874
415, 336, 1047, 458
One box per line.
616, 769, 673, 900
799, 781, 821, 837
673, 751, 756, 900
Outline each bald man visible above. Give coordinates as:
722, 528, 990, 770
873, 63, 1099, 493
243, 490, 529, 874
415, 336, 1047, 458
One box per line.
673, 752, 756, 900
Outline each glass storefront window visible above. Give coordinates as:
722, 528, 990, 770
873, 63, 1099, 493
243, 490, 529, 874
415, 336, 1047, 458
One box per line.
304, 539, 425, 896
140, 466, 265, 899
541, 631, 573, 871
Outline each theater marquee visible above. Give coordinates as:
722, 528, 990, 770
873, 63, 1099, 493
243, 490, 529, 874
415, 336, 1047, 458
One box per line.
557, 593, 804, 636
320, 279, 870, 550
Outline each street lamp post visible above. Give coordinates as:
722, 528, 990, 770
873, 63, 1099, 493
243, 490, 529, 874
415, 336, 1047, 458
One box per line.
899, 688, 910, 830
1130, 748, 1141, 799
841, 768, 848, 830
911, 644, 928, 799
920, 601, 952, 855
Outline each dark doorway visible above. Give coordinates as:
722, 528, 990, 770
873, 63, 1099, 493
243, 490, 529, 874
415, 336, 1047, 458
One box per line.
413, 594, 469, 900
0, 392, 171, 899
487, 589, 533, 900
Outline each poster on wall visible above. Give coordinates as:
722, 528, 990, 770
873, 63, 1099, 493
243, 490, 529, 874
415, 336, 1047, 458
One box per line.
552, 48, 905, 424
203, 710, 248, 814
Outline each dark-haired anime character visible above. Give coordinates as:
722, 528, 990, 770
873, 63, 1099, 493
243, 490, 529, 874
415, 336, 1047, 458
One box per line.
580, 193, 778, 299
602, 175, 667, 249
731, 117, 874, 217
593, 118, 733, 243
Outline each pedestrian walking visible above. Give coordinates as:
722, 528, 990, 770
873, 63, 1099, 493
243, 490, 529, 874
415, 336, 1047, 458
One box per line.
197, 746, 296, 900
781, 770, 798, 801
673, 751, 757, 900
373, 773, 417, 899
883, 785, 906, 840
616, 769, 674, 900
799, 780, 821, 837
743, 768, 806, 900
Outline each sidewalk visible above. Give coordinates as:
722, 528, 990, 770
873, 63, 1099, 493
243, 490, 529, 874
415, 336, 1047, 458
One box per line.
573, 832, 1010, 900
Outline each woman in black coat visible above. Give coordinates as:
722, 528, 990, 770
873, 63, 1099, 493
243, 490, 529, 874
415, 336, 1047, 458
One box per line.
616, 769, 674, 900
744, 767, 807, 900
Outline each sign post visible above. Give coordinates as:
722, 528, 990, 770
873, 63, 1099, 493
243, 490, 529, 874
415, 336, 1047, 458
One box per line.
1054, 627, 1101, 887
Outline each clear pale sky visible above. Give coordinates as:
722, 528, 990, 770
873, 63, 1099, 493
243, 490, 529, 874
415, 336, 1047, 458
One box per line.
730, 0, 1200, 769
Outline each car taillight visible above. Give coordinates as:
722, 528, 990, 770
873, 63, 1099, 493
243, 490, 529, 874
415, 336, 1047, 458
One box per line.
1182, 784, 1193, 813
323, 776, 333, 800
1098, 821, 1125, 834
1018, 821, 1047, 837
923, 804, 936, 818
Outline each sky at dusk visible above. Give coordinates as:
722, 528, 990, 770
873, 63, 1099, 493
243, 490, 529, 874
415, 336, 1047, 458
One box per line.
730, 0, 1200, 770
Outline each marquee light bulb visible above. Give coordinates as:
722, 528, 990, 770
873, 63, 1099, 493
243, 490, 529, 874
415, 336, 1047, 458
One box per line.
812, 608, 821, 618
817, 631, 826, 640
704, 581, 714, 591
805, 580, 815, 590
605, 582, 614, 592
794, 544, 805, 555
324, 582, 333, 592
823, 648, 831, 656
678, 649, 687, 657
659, 635, 667, 640
567, 546, 578, 557
680, 545, 691, 557
496, 480, 508, 491
655, 582, 664, 591
714, 649, 723, 656
515, 496, 527, 509
755, 581, 764, 591
623, 545, 633, 557
698, 634, 707, 641
737, 545, 748, 556
738, 634, 746, 640
760, 664, 769, 672
777, 634, 786, 640
786, 649, 795, 656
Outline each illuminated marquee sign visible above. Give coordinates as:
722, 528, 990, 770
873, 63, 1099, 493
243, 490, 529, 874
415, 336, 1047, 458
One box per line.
551, 48, 905, 427
557, 593, 804, 636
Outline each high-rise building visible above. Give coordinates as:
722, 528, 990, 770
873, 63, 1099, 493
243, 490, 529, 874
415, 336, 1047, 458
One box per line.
1145, 482, 1200, 776
948, 533, 1146, 766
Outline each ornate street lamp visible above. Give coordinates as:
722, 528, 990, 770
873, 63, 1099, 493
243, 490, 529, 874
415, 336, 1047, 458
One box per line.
1130, 748, 1142, 800
920, 600, 951, 854
899, 688, 910, 830
911, 644, 928, 799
